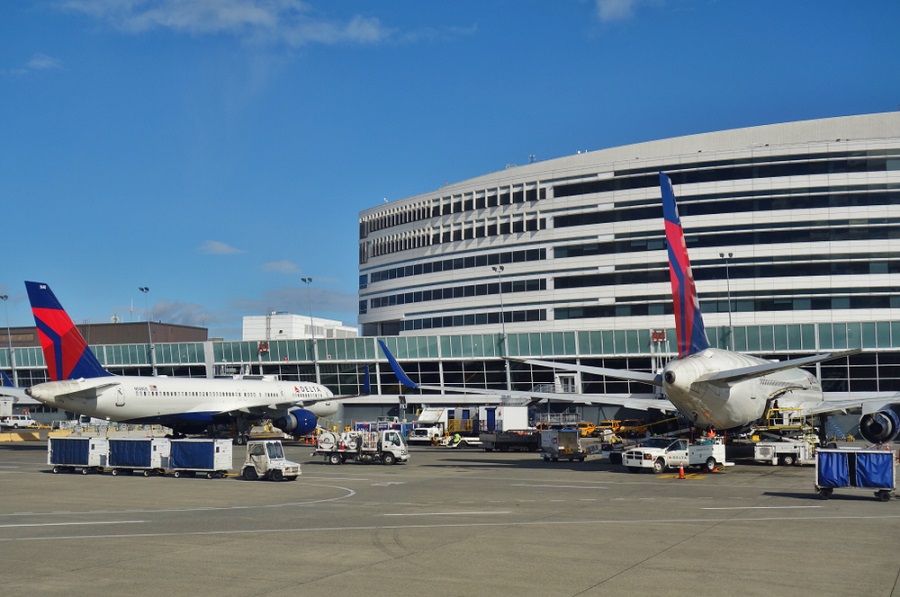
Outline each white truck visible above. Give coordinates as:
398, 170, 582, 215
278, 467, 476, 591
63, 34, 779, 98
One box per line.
315, 429, 410, 465
408, 407, 449, 444
753, 436, 817, 466
240, 439, 301, 481
622, 437, 732, 473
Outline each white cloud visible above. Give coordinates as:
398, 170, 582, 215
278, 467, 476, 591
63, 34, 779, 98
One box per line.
262, 259, 300, 274
595, 0, 642, 22
60, 0, 392, 46
200, 240, 246, 254
1, 52, 63, 76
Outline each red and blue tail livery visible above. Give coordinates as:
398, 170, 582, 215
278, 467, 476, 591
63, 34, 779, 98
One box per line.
660, 173, 710, 358
25, 281, 112, 381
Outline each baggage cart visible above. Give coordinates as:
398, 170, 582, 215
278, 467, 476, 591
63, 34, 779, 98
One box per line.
815, 447, 896, 501
108, 438, 171, 477
169, 438, 233, 478
48, 436, 109, 474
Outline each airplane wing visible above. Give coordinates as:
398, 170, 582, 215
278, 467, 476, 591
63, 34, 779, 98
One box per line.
520, 358, 663, 387
378, 341, 674, 412
700, 349, 861, 384
791, 392, 900, 416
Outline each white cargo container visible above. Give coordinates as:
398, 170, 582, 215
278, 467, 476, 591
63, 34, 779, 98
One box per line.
48, 436, 110, 475
169, 438, 233, 478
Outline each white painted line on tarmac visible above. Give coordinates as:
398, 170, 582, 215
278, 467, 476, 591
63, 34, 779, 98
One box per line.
383, 511, 511, 517
0, 521, 145, 529
701, 506, 823, 510
512, 484, 606, 489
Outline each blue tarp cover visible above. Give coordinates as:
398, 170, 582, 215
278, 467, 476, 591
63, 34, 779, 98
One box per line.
170, 441, 214, 469
109, 439, 152, 467
50, 438, 89, 465
817, 451, 849, 488
855, 452, 894, 488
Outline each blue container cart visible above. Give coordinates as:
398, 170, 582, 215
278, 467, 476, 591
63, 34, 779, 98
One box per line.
815, 448, 896, 501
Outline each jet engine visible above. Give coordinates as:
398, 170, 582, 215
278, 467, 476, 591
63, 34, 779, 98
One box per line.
273, 407, 318, 437
858, 409, 900, 444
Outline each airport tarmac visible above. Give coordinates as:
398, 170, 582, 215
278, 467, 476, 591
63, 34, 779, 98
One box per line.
1, 441, 898, 597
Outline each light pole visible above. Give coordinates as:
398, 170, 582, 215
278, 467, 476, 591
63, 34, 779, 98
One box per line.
301, 277, 320, 384
492, 266, 512, 391
718, 253, 734, 351
139, 287, 156, 375
0, 294, 16, 387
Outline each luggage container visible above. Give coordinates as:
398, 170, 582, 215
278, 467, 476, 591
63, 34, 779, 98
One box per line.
48, 436, 109, 474
108, 438, 171, 477
815, 447, 896, 501
169, 438, 233, 478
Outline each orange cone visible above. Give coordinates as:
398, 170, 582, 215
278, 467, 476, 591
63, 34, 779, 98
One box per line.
678, 464, 685, 479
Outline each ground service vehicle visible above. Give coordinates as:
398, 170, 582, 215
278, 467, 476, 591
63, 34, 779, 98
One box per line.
753, 437, 817, 466
576, 421, 595, 437
407, 407, 449, 443
241, 439, 301, 481
622, 437, 730, 473
540, 429, 587, 462
48, 436, 110, 474
1, 414, 37, 429
315, 429, 409, 465
617, 419, 649, 437
481, 430, 540, 452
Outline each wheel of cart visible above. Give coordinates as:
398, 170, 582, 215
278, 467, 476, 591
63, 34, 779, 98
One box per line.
817, 487, 834, 500
875, 490, 891, 502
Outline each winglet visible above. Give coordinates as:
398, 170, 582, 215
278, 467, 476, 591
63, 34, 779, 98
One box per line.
661, 173, 710, 357
377, 340, 419, 388
25, 281, 113, 381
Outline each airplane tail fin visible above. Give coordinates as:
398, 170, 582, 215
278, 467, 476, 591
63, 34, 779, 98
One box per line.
25, 281, 112, 381
660, 173, 710, 357
0, 371, 12, 387
377, 340, 419, 389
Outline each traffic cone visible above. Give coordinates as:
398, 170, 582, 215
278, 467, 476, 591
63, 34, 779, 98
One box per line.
678, 464, 685, 479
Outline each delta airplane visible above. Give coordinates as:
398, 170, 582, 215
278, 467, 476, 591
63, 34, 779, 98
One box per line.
379, 173, 900, 444
23, 281, 352, 441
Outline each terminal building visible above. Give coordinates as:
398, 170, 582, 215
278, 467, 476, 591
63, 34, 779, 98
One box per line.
3, 112, 900, 426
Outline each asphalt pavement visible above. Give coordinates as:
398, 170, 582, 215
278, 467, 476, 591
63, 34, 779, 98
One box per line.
1, 441, 898, 597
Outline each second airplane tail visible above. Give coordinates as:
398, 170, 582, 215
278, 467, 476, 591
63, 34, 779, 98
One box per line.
660, 173, 710, 358
25, 281, 113, 381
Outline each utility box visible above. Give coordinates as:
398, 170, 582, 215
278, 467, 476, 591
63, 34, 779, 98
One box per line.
48, 436, 109, 474
169, 439, 233, 478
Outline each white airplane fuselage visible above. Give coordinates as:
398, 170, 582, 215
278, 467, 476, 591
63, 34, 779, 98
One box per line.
662, 348, 821, 429
27, 376, 338, 427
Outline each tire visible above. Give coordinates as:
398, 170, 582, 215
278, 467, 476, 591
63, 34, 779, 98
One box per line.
877, 490, 891, 502
111, 468, 120, 476
328, 453, 342, 465
206, 472, 214, 479
269, 469, 284, 482
780, 454, 796, 466
652, 459, 666, 474
81, 467, 90, 475
52, 465, 60, 474
142, 469, 152, 477
382, 453, 397, 465
173, 471, 182, 478
818, 488, 833, 500
242, 466, 258, 481
705, 457, 716, 472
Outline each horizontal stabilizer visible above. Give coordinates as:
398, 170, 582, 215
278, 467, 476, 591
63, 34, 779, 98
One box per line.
700, 349, 861, 385
522, 359, 663, 387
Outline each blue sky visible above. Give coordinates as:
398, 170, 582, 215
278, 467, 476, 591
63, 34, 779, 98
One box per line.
2, 0, 898, 339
